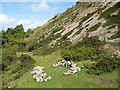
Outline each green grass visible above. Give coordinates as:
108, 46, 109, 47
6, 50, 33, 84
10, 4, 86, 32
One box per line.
0, 75, 2, 89
3, 51, 118, 88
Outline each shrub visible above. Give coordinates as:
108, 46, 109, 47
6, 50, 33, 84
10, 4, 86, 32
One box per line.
97, 5, 107, 14
99, 2, 120, 20
25, 28, 34, 38
71, 12, 79, 22
61, 36, 118, 75
28, 41, 41, 51
86, 53, 119, 75
87, 22, 102, 32
82, 11, 96, 23
10, 54, 36, 79
86, 3, 92, 8
107, 24, 117, 30
102, 12, 120, 27
2, 47, 18, 71
19, 54, 36, 64
109, 30, 120, 40
75, 27, 84, 35
52, 27, 63, 33
62, 46, 97, 61
78, 11, 96, 26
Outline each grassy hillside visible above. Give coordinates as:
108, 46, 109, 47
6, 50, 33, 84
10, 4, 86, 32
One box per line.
2, 1, 120, 89
3, 51, 118, 88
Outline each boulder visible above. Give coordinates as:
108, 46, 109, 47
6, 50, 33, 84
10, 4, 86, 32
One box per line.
53, 60, 81, 75
47, 76, 51, 80
44, 79, 47, 82
31, 66, 51, 83
52, 64, 58, 67
61, 60, 65, 62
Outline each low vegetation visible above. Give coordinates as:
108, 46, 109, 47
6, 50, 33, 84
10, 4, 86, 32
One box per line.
87, 22, 102, 32
62, 46, 96, 61
62, 36, 119, 75
79, 11, 96, 26
2, 1, 120, 88
52, 27, 63, 33
2, 54, 36, 88
109, 30, 120, 40
99, 2, 120, 20
107, 24, 117, 30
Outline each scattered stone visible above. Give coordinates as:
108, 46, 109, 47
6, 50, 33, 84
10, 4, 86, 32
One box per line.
52, 60, 81, 75
117, 50, 120, 57
81, 65, 84, 68
31, 66, 51, 83
52, 64, 58, 67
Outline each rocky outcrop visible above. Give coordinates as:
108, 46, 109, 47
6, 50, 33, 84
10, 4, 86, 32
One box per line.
53, 60, 81, 75
107, 38, 120, 42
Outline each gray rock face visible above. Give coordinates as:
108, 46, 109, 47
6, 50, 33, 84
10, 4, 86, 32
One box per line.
31, 66, 51, 82
52, 60, 81, 75
117, 50, 120, 57
107, 38, 120, 42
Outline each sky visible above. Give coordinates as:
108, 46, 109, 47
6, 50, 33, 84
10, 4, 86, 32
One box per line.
0, 1, 76, 31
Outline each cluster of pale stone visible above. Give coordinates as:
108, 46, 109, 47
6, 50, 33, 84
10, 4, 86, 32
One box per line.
31, 66, 51, 82
52, 60, 81, 75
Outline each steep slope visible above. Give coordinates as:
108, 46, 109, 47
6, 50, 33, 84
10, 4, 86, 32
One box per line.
26, 2, 120, 54
2, 1, 120, 88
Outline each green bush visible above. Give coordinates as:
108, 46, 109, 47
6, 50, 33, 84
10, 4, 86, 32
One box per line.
86, 3, 92, 8
2, 24, 28, 52
78, 11, 96, 26
28, 41, 41, 51
19, 54, 36, 64
81, 11, 96, 23
99, 2, 120, 20
61, 35, 118, 75
109, 30, 120, 40
25, 28, 34, 38
75, 27, 83, 35
62, 46, 97, 61
2, 47, 18, 71
87, 22, 102, 32
97, 5, 107, 14
52, 27, 63, 33
102, 11, 120, 27
86, 53, 119, 75
9, 54, 36, 79
71, 12, 79, 22
107, 24, 117, 30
